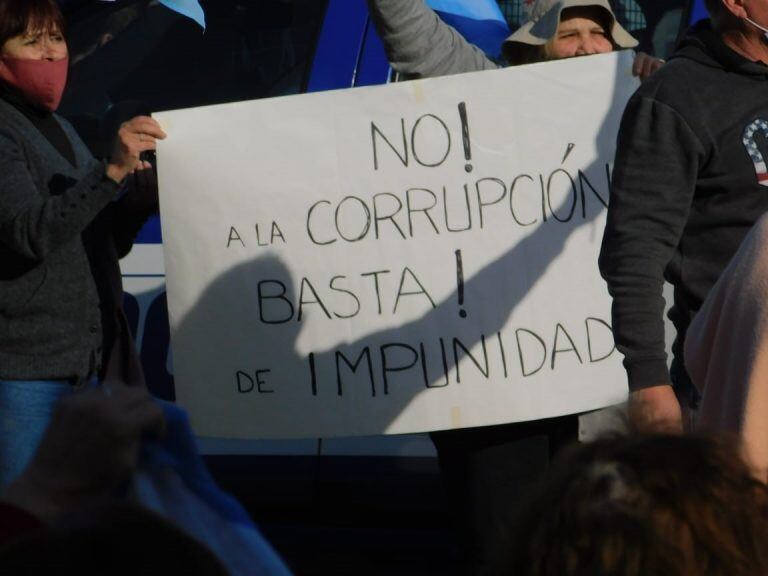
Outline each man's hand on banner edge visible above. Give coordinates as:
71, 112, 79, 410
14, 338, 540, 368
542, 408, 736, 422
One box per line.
628, 384, 683, 434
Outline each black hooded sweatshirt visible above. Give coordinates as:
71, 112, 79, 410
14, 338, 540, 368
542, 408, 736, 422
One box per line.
599, 20, 768, 392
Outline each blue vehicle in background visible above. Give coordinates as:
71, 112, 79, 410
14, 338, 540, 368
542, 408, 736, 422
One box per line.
58, 0, 705, 571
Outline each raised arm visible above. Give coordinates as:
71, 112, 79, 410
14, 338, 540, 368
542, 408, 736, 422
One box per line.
366, 0, 498, 77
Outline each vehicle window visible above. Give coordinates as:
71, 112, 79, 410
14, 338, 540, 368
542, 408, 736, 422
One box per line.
60, 0, 328, 156
496, 0, 690, 59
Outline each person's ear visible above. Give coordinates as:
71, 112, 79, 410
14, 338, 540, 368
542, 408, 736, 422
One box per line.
721, 0, 748, 20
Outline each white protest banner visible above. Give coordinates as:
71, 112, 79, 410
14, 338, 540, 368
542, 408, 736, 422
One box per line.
156, 51, 637, 439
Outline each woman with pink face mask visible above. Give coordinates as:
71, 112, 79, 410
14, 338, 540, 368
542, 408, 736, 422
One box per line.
0, 0, 167, 488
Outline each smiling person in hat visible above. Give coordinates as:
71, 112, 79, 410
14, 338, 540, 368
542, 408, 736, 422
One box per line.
366, 0, 662, 80
504, 0, 659, 78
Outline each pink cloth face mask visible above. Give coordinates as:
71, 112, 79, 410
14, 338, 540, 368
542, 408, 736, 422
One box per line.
0, 56, 68, 112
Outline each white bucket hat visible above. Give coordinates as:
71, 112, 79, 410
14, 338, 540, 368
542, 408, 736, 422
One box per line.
502, 0, 638, 62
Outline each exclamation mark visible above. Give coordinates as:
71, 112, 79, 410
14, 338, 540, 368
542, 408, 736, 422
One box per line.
456, 249, 467, 318
458, 102, 473, 173
309, 353, 318, 396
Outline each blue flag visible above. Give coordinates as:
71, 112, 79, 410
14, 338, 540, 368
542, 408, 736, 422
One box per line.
158, 0, 206, 30
96, 0, 206, 30
426, 0, 511, 58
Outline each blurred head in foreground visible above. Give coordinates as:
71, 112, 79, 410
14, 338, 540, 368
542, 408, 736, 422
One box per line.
506, 434, 768, 576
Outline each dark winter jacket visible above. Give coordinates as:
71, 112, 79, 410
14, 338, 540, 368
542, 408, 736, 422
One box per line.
599, 21, 768, 391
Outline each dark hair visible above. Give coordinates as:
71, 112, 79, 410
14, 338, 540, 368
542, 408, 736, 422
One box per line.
504, 435, 768, 576
0, 0, 66, 50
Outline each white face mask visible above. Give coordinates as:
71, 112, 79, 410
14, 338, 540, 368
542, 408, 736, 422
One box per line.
745, 14, 768, 39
